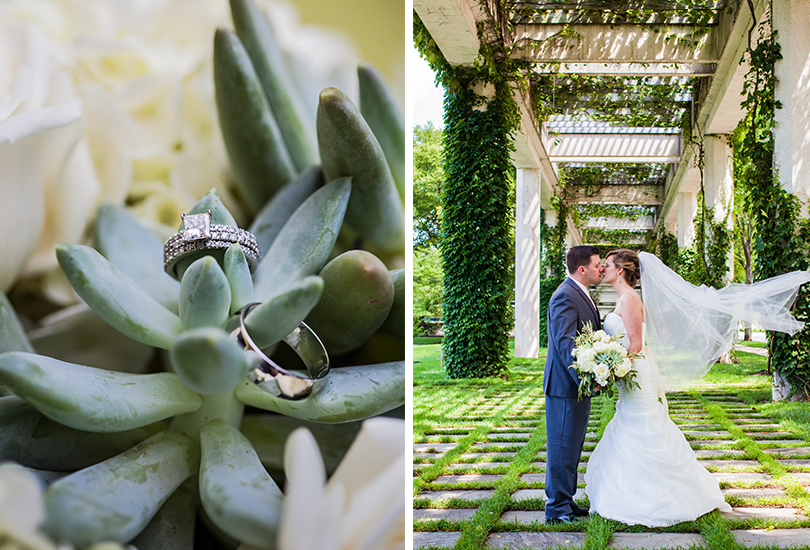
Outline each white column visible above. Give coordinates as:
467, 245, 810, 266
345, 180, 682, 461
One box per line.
704, 135, 735, 282
774, 0, 810, 216
677, 192, 697, 248
514, 168, 541, 359
771, 0, 810, 399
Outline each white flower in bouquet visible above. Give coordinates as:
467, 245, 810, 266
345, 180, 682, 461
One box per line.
593, 362, 610, 384
570, 323, 640, 400
616, 358, 633, 378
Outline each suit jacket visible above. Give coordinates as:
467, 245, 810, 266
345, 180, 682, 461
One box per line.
543, 277, 602, 398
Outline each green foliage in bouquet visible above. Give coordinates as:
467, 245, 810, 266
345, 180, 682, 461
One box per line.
0, 0, 405, 547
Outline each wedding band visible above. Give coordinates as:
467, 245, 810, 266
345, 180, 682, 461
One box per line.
238, 302, 330, 400
163, 210, 260, 279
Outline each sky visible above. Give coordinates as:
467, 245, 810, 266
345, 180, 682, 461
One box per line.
408, 42, 445, 129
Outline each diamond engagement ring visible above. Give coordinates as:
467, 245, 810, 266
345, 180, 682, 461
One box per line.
237, 302, 330, 400
163, 210, 260, 279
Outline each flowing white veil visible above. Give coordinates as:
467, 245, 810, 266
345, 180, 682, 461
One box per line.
639, 252, 810, 391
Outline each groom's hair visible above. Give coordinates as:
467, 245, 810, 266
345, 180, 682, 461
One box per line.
566, 245, 600, 274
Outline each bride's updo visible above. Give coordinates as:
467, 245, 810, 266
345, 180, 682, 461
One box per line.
607, 249, 640, 287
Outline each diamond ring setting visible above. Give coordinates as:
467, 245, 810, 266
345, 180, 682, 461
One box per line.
163, 210, 260, 279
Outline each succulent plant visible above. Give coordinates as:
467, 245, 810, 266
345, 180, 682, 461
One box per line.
0, 0, 405, 547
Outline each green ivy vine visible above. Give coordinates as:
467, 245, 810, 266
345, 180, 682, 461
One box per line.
538, 197, 568, 347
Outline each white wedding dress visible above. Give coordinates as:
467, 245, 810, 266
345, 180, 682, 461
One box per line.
584, 312, 732, 526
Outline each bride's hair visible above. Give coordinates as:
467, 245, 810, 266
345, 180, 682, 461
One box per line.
607, 249, 640, 287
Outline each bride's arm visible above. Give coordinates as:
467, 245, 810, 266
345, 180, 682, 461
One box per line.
617, 292, 644, 354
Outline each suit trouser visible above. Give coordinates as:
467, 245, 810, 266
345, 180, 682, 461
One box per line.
544, 394, 591, 518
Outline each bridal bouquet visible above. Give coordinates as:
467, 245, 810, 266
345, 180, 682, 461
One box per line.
570, 323, 640, 400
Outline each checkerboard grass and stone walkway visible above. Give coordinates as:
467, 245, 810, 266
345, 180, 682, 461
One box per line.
413, 344, 810, 549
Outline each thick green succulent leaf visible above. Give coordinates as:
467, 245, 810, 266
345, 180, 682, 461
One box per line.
245, 275, 323, 349
0, 396, 161, 471
95, 204, 180, 312
179, 257, 231, 330
358, 63, 405, 202
224, 245, 254, 315
29, 305, 155, 374
0, 291, 33, 354
252, 177, 351, 301
317, 87, 404, 254
241, 413, 361, 474
378, 269, 405, 340
235, 361, 404, 422
214, 28, 295, 214
132, 479, 198, 550
230, 0, 318, 172
305, 251, 394, 355
56, 244, 182, 349
44, 430, 200, 547
170, 328, 249, 396
0, 352, 202, 432
199, 420, 283, 549
249, 166, 324, 254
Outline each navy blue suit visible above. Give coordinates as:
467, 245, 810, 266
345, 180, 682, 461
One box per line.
543, 277, 601, 519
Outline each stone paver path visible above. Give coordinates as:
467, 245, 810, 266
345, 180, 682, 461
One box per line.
414, 387, 810, 549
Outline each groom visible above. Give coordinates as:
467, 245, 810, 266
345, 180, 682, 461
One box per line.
544, 245, 603, 524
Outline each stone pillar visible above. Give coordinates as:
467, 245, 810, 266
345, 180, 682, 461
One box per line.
773, 0, 810, 216
677, 192, 697, 248
704, 135, 735, 283
514, 168, 541, 358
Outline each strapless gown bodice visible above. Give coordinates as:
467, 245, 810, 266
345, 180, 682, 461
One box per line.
584, 313, 731, 526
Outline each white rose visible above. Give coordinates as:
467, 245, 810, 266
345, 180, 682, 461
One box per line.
615, 358, 632, 378
593, 362, 610, 381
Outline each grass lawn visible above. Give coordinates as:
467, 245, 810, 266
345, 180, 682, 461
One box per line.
413, 341, 810, 550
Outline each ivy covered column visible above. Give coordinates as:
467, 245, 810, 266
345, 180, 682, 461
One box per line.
515, 168, 541, 359
767, 0, 810, 399
441, 73, 516, 378
704, 135, 735, 282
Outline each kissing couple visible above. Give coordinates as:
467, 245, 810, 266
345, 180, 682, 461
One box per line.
543, 245, 810, 526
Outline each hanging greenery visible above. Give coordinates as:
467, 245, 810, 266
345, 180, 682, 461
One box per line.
675, 188, 731, 288
654, 230, 679, 269
538, 197, 569, 347
735, 1, 810, 397
415, 13, 519, 379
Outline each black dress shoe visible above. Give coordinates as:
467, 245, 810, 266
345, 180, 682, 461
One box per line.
545, 513, 582, 525
571, 505, 590, 517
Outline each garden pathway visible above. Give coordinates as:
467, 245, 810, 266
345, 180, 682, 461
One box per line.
413, 387, 810, 549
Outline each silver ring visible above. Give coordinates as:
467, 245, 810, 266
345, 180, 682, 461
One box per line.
238, 302, 330, 400
163, 210, 260, 279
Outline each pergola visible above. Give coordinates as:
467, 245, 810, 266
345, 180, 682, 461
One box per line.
414, 0, 810, 358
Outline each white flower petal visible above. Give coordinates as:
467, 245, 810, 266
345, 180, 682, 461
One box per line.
329, 417, 404, 496
279, 428, 329, 550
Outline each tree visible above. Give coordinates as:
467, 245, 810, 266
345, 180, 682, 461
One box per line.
413, 123, 443, 250
413, 246, 443, 335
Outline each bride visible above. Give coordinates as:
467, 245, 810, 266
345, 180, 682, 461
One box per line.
584, 248, 810, 526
